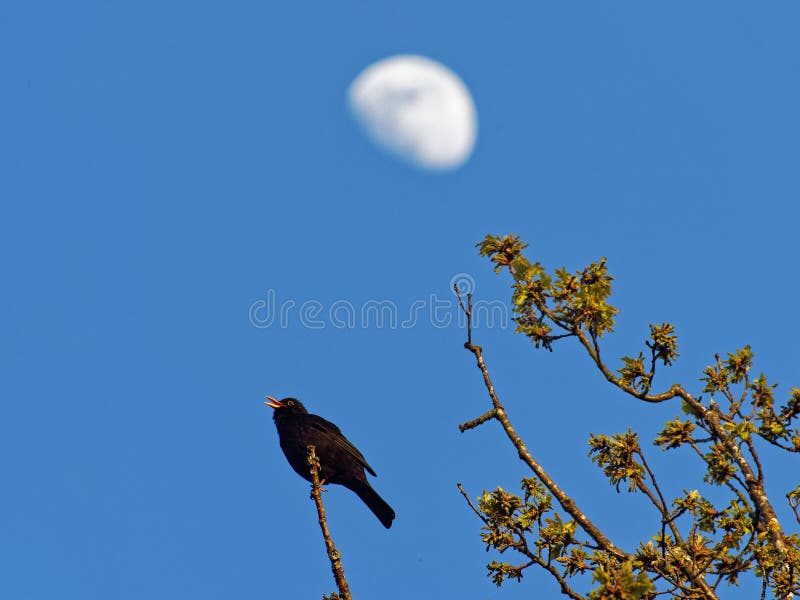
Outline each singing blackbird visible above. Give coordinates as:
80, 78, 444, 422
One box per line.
264, 396, 395, 529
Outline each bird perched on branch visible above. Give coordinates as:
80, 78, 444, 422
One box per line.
264, 396, 395, 529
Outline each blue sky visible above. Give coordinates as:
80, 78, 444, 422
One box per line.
2, 2, 799, 598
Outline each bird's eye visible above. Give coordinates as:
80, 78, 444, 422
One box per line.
287, 400, 294, 406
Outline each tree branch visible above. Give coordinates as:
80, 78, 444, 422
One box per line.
457, 482, 488, 524
788, 492, 800, 526
474, 235, 799, 598
459, 409, 497, 432
307, 445, 352, 600
533, 558, 588, 600
573, 314, 789, 558
457, 284, 723, 599
454, 287, 625, 561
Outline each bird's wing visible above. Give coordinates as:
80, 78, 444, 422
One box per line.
309, 415, 378, 477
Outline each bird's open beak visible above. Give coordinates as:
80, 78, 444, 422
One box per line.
264, 396, 284, 409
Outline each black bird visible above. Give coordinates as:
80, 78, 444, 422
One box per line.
265, 396, 395, 529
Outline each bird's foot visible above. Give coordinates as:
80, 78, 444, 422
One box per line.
311, 480, 329, 493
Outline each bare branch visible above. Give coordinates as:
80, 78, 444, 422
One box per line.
307, 446, 352, 600
459, 409, 497, 432
457, 483, 488, 524
455, 288, 626, 561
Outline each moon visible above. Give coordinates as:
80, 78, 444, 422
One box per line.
348, 55, 478, 170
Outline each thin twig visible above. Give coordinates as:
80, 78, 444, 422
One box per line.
638, 449, 669, 518
454, 284, 472, 347
761, 438, 800, 452
457, 482, 488, 524
788, 492, 800, 526
635, 449, 689, 568
307, 445, 352, 600
459, 408, 497, 432
532, 557, 588, 600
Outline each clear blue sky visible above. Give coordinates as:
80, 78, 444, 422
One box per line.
2, 2, 799, 598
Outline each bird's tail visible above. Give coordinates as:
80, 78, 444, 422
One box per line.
350, 480, 395, 529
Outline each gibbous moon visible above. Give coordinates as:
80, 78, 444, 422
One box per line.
348, 55, 478, 170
